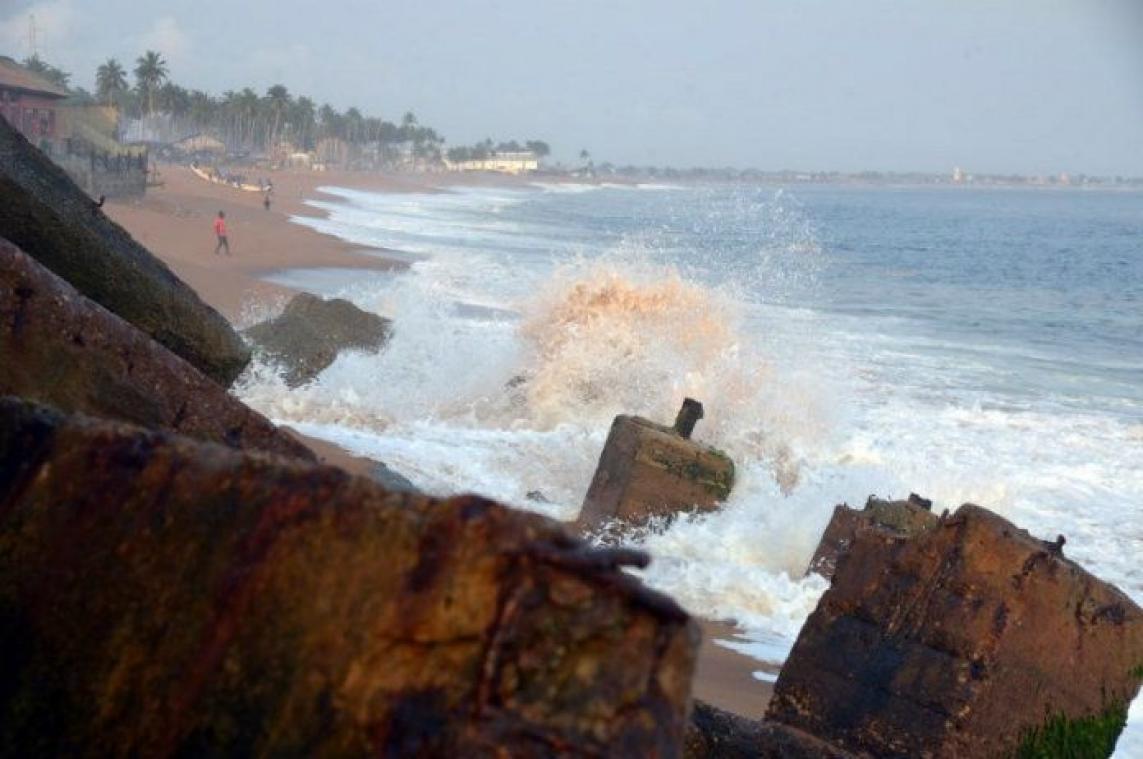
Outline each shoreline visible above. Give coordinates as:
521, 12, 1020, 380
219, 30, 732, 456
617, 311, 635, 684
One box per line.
105, 164, 774, 720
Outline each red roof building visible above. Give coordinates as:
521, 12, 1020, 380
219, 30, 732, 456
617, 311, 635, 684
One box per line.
0, 56, 69, 145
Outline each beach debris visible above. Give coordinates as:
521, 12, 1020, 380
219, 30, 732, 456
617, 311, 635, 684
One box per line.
0, 397, 698, 756
806, 493, 938, 579
0, 238, 312, 460
769, 503, 1143, 758
243, 292, 391, 387
0, 117, 249, 385
576, 401, 735, 531
685, 701, 855, 759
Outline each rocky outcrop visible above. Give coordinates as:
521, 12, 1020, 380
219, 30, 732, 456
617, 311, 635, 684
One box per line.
0, 117, 249, 385
0, 238, 312, 460
769, 503, 1143, 758
806, 493, 938, 579
244, 292, 392, 387
0, 397, 698, 756
577, 407, 735, 532
684, 701, 855, 758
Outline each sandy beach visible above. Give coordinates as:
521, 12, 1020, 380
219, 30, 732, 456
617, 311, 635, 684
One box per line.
104, 164, 773, 720
104, 165, 431, 319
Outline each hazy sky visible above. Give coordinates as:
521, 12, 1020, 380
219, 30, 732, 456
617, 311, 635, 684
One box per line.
3, 0, 1142, 175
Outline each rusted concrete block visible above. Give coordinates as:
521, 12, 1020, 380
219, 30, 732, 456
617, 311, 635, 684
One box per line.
0, 238, 312, 460
0, 398, 698, 757
806, 494, 938, 579
577, 411, 735, 531
769, 504, 1143, 758
0, 119, 249, 385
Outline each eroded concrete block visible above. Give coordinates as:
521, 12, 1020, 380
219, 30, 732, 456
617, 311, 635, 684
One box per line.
806, 494, 938, 579
0, 398, 698, 757
770, 503, 1143, 758
577, 410, 735, 531
0, 238, 311, 460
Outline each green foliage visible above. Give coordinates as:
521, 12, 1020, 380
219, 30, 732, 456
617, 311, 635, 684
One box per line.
1012, 704, 1128, 759
1129, 664, 1143, 680
22, 54, 70, 89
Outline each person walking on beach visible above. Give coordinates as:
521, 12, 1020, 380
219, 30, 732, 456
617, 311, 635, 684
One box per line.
213, 211, 231, 255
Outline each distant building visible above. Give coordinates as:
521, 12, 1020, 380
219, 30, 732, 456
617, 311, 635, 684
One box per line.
952, 166, 965, 184
0, 55, 69, 147
445, 150, 539, 175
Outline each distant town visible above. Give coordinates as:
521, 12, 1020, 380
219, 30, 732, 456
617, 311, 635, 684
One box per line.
2, 50, 1141, 199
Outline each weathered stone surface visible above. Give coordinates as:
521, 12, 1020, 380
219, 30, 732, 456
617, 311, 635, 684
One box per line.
769, 503, 1143, 758
0, 238, 312, 460
0, 118, 249, 385
807, 494, 938, 579
684, 701, 857, 758
577, 414, 735, 531
244, 292, 391, 387
0, 397, 698, 757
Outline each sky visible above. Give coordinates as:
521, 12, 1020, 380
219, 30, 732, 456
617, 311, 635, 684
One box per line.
2, 0, 1142, 175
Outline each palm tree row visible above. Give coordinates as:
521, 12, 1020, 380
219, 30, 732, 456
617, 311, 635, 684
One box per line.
86, 51, 447, 161
29, 52, 554, 168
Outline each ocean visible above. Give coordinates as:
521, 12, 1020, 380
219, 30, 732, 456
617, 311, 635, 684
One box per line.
238, 180, 1143, 752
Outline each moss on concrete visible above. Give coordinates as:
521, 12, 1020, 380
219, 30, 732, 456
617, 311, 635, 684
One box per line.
1012, 704, 1128, 759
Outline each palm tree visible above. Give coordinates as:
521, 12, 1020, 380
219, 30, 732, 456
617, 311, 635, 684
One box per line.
95, 58, 128, 107
265, 84, 291, 147
134, 51, 168, 115
24, 54, 70, 89
291, 96, 317, 150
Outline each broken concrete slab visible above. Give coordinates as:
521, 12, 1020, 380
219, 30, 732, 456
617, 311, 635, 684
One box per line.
0, 397, 698, 756
577, 404, 735, 532
806, 493, 938, 579
684, 701, 857, 758
0, 118, 249, 385
0, 238, 312, 460
769, 503, 1143, 758
243, 292, 392, 387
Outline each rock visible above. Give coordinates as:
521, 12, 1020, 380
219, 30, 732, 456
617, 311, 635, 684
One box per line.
684, 701, 857, 758
577, 408, 735, 532
806, 493, 938, 579
768, 503, 1143, 758
0, 117, 249, 385
372, 461, 418, 493
0, 238, 312, 460
243, 292, 391, 387
0, 397, 698, 756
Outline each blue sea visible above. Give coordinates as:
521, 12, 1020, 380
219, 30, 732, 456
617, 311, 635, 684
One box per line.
238, 181, 1143, 752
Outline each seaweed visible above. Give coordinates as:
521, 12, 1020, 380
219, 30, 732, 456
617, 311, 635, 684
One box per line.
1012, 703, 1128, 759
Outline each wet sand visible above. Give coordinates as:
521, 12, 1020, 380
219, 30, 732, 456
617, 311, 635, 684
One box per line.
105, 164, 772, 720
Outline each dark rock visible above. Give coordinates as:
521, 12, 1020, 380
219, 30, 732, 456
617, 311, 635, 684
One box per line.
526, 490, 550, 503
0, 238, 312, 460
684, 701, 857, 758
372, 461, 418, 493
0, 397, 697, 756
769, 503, 1143, 758
806, 493, 939, 579
577, 413, 735, 532
0, 117, 249, 385
244, 292, 391, 387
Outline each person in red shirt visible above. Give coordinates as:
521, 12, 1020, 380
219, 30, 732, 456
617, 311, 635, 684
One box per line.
213, 211, 231, 255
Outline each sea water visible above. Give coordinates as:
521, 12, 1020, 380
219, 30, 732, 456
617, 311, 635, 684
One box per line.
239, 181, 1143, 753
